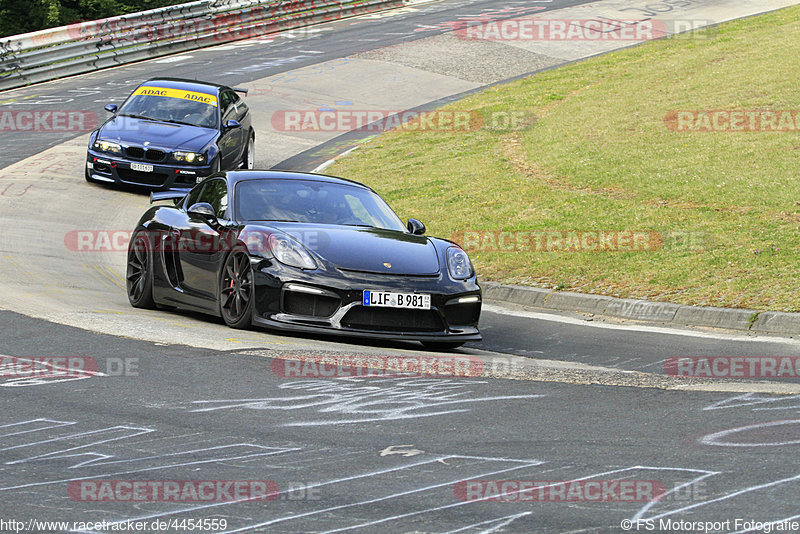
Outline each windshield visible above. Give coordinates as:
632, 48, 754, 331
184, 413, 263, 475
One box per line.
118, 86, 219, 128
235, 179, 407, 232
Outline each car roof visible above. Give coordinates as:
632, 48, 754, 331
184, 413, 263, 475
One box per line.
222, 170, 375, 192
139, 78, 227, 96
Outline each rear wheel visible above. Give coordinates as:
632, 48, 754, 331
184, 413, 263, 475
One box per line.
220, 250, 254, 329
126, 231, 156, 309
421, 341, 465, 351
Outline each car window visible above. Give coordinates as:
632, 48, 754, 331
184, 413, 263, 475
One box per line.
197, 179, 229, 219
184, 182, 205, 210
343, 194, 373, 225
235, 99, 248, 121
220, 91, 235, 122
234, 179, 406, 231
118, 88, 218, 128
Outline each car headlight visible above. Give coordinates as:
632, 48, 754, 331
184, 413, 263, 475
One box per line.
93, 139, 122, 154
447, 246, 473, 280
172, 151, 206, 164
269, 234, 317, 270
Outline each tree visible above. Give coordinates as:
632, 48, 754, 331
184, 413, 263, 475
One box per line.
0, 0, 49, 37
0, 0, 184, 38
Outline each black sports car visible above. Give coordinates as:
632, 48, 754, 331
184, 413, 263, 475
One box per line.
126, 170, 481, 349
86, 78, 254, 190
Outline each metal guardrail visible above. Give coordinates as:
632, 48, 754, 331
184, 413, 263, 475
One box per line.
0, 0, 408, 91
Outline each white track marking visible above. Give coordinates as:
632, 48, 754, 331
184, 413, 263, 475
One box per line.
700, 419, 800, 447
483, 304, 800, 344
69, 455, 544, 533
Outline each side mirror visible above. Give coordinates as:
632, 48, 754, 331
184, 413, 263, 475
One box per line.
104, 104, 118, 113
224, 119, 241, 130
187, 202, 217, 224
151, 190, 188, 204
407, 218, 425, 235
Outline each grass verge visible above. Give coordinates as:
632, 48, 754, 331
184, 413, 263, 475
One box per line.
329, 7, 800, 311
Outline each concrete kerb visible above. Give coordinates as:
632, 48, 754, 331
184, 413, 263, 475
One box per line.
751, 311, 800, 335
482, 282, 797, 337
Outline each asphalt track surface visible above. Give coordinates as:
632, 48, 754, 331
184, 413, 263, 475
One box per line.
2, 1, 800, 533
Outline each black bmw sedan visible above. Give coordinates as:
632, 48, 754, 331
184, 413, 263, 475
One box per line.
126, 170, 481, 349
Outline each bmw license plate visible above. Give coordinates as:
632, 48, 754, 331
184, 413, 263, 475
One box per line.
363, 290, 430, 310
131, 162, 153, 172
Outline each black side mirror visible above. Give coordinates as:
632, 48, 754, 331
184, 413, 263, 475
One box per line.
104, 104, 118, 113
187, 202, 217, 224
407, 218, 425, 235
224, 119, 241, 130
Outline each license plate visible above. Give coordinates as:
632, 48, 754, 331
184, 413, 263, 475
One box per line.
363, 290, 431, 310
130, 162, 153, 172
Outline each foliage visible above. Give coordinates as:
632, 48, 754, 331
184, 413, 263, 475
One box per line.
0, 0, 183, 37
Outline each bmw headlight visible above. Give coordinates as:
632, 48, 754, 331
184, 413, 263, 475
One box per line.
93, 139, 122, 154
172, 151, 206, 164
269, 234, 317, 270
447, 246, 473, 280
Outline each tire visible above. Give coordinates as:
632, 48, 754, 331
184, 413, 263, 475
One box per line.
126, 230, 157, 309
219, 249, 254, 329
241, 134, 255, 169
421, 341, 465, 351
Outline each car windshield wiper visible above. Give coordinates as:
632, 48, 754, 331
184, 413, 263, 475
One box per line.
119, 114, 200, 127
159, 118, 202, 127
250, 219, 302, 223
119, 113, 157, 121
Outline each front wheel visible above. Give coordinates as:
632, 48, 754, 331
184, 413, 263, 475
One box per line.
126, 230, 156, 309
220, 250, 254, 329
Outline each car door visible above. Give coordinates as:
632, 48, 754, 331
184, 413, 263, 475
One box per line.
176, 178, 230, 307
231, 91, 250, 162
217, 90, 244, 170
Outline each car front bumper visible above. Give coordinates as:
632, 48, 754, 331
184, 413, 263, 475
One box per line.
250, 259, 482, 343
86, 150, 213, 190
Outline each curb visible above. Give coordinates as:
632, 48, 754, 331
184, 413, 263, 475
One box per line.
481, 282, 798, 336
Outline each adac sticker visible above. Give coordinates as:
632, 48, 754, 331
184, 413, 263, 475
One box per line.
133, 86, 218, 107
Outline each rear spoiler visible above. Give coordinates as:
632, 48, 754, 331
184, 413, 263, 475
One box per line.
150, 189, 190, 204
232, 87, 249, 95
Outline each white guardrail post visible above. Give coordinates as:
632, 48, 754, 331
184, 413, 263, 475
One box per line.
0, 0, 409, 91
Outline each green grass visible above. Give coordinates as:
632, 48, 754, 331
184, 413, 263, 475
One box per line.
329, 7, 800, 311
